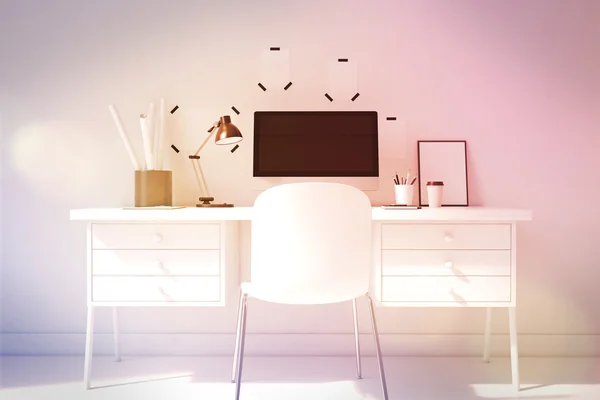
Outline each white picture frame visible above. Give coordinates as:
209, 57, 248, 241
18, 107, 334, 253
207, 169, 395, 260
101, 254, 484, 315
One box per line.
417, 140, 469, 207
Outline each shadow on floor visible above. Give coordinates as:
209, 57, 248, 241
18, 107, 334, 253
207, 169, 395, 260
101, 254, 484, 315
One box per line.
1, 356, 599, 400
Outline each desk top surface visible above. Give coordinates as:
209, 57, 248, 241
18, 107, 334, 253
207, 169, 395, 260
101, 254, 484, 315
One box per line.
70, 207, 532, 222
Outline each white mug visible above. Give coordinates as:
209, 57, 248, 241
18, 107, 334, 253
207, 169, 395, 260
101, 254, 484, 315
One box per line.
426, 181, 444, 207
394, 184, 414, 205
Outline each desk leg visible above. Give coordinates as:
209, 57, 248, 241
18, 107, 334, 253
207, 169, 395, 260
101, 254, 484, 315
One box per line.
84, 306, 95, 390
483, 307, 492, 363
508, 307, 520, 391
112, 307, 122, 362
352, 298, 362, 379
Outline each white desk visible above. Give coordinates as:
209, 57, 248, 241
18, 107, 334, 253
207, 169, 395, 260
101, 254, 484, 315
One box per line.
70, 206, 532, 389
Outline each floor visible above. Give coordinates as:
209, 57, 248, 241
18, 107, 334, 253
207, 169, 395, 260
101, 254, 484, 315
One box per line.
1, 356, 599, 400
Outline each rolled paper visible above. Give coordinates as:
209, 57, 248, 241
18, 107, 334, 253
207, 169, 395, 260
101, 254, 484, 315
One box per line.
108, 104, 141, 170
156, 98, 166, 170
140, 103, 155, 170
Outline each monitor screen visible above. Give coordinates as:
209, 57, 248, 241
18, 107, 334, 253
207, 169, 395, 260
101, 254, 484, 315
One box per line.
253, 111, 379, 177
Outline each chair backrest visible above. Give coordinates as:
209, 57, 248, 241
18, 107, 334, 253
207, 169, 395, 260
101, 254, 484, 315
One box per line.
250, 182, 372, 304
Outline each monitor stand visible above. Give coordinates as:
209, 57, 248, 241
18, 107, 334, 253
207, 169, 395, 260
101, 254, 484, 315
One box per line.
251, 176, 380, 191
196, 197, 234, 208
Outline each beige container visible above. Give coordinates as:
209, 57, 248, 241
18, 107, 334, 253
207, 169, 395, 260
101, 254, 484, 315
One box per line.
134, 170, 172, 207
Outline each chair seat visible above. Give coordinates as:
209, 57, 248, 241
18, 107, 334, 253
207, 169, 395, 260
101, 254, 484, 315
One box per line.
241, 281, 358, 305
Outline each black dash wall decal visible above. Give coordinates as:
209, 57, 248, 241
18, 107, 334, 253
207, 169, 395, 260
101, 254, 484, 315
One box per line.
351, 92, 360, 101
231, 106, 240, 115
325, 93, 333, 102
270, 47, 281, 51
284, 82, 293, 90
188, 155, 200, 159
258, 82, 267, 91
170, 105, 179, 114
171, 144, 180, 153
338, 58, 349, 62
231, 144, 239, 153
386, 117, 397, 121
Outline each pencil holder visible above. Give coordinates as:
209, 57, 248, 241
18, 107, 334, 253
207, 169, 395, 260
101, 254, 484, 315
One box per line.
134, 170, 172, 207
394, 184, 414, 206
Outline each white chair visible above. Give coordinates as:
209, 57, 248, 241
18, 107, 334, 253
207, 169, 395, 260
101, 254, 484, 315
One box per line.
231, 182, 388, 400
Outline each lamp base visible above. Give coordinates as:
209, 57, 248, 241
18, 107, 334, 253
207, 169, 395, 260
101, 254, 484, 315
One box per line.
196, 196, 234, 208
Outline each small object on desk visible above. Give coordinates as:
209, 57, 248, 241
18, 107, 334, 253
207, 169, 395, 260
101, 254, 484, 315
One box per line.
197, 197, 234, 208
394, 183, 414, 206
123, 206, 185, 210
155, 97, 166, 169
426, 181, 444, 208
108, 99, 170, 172
381, 205, 421, 210
134, 170, 172, 207
139, 103, 156, 170
190, 115, 243, 207
108, 104, 141, 170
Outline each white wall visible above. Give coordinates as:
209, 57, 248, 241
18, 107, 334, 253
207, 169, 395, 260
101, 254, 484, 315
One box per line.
2, 0, 600, 356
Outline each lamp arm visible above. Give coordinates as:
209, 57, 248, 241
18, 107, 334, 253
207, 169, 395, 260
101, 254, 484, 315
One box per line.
193, 120, 219, 156
190, 120, 220, 199
191, 158, 210, 198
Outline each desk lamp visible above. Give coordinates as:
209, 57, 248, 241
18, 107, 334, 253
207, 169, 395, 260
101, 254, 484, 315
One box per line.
189, 115, 243, 207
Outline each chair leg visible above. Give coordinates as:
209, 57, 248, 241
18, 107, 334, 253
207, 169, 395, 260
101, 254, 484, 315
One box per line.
231, 290, 244, 383
112, 307, 122, 362
83, 305, 95, 390
366, 293, 388, 400
352, 298, 362, 379
483, 307, 492, 363
234, 294, 249, 400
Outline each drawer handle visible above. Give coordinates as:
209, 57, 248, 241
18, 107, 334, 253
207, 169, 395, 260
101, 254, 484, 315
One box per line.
159, 286, 174, 301
444, 234, 453, 242
155, 261, 172, 275
153, 233, 163, 243
444, 261, 454, 269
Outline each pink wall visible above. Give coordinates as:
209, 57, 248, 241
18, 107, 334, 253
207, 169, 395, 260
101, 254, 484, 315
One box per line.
2, 0, 600, 354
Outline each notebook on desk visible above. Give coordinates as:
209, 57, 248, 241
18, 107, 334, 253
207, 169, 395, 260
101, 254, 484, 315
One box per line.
381, 205, 421, 210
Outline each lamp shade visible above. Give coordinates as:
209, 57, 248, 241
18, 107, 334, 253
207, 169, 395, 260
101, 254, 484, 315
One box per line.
215, 115, 243, 145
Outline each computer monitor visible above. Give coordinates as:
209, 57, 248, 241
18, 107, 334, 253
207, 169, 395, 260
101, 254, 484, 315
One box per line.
252, 111, 379, 190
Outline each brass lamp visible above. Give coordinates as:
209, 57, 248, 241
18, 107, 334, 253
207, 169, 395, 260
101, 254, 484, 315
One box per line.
189, 115, 243, 207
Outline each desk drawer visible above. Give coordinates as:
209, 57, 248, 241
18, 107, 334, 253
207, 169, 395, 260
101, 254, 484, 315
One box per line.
381, 276, 510, 303
92, 276, 220, 302
381, 249, 511, 276
381, 223, 511, 250
92, 249, 220, 276
92, 223, 220, 250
